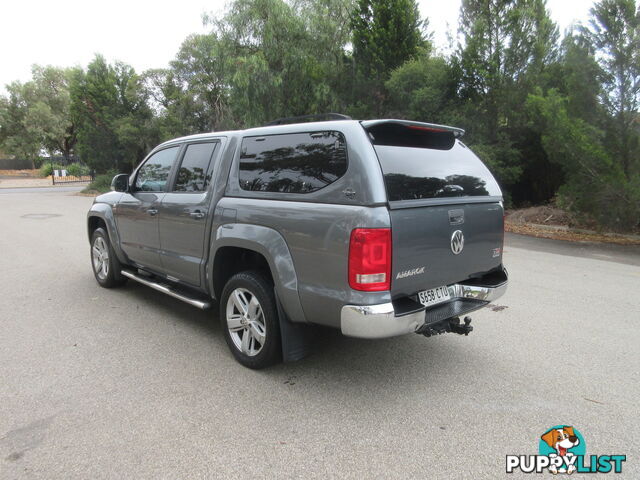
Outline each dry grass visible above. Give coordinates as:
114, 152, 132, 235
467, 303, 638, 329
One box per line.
506, 221, 640, 245
0, 169, 40, 177
505, 204, 640, 245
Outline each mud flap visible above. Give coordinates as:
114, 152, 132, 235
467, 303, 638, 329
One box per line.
275, 290, 315, 362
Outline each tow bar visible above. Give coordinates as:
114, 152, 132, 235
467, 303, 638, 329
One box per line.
416, 316, 473, 337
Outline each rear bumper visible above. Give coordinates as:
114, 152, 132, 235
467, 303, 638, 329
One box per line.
340, 273, 507, 339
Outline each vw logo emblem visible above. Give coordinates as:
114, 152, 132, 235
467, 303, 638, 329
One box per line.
451, 230, 464, 255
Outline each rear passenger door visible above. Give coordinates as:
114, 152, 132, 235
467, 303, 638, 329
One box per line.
158, 141, 219, 287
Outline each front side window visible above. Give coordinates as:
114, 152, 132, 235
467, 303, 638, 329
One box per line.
135, 146, 179, 192
239, 131, 348, 194
174, 142, 217, 192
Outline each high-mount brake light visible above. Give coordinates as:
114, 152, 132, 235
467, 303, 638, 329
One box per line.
406, 125, 449, 133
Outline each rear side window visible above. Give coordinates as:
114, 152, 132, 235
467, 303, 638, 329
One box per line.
239, 131, 348, 194
174, 142, 217, 192
367, 124, 501, 201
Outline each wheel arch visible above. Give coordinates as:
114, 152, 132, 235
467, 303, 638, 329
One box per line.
210, 224, 306, 324
87, 204, 128, 264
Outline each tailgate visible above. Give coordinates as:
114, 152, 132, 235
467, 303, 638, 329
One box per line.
390, 201, 504, 297
363, 120, 505, 298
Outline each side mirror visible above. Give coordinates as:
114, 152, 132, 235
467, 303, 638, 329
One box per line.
111, 174, 130, 192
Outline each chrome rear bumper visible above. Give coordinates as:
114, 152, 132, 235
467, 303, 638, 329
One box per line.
341, 276, 507, 339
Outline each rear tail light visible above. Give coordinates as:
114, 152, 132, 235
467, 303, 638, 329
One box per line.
348, 228, 392, 291
502, 212, 506, 247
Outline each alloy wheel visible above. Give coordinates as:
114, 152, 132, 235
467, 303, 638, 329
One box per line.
225, 287, 267, 356
92, 236, 110, 280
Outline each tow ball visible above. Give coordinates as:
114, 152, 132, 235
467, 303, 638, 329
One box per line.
417, 316, 473, 337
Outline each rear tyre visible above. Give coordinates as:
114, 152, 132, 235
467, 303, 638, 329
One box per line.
90, 227, 127, 288
220, 271, 282, 369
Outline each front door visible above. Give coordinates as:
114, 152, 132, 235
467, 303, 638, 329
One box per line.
115, 145, 180, 272
158, 141, 219, 286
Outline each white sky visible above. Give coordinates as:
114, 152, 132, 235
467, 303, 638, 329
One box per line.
1, 0, 595, 92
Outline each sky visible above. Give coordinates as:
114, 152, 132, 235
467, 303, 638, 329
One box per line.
1, 0, 596, 92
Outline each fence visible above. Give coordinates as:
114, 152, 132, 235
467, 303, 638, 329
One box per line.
51, 168, 95, 185
45, 156, 94, 184
0, 155, 95, 184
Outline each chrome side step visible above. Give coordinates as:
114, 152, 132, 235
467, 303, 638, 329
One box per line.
121, 270, 211, 310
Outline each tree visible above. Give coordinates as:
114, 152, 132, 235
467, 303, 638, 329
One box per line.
350, 0, 425, 115
0, 66, 78, 165
523, 2, 640, 231
169, 33, 234, 132
201, 0, 352, 127
454, 0, 559, 194
293, 0, 356, 112
513, 32, 603, 204
527, 88, 639, 230
71, 55, 156, 173
0, 83, 41, 163
582, 0, 640, 180
556, 33, 604, 125
385, 50, 457, 124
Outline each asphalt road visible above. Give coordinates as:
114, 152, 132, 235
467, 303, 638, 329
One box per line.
1, 191, 638, 479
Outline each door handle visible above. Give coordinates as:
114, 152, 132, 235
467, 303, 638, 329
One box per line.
147, 208, 158, 216
189, 211, 206, 219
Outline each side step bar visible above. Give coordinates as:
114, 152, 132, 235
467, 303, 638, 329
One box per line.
121, 270, 211, 310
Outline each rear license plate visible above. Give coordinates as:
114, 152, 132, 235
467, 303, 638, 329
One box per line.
418, 286, 451, 307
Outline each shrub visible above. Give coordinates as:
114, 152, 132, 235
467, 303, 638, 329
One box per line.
82, 170, 118, 194
39, 163, 63, 177
66, 163, 90, 177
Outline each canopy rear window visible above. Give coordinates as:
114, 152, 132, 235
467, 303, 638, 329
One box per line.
365, 123, 501, 202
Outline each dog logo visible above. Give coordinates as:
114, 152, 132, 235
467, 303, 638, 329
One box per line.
506, 425, 626, 474
539, 426, 582, 474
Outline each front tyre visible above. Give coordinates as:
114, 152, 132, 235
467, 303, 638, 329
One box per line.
90, 227, 127, 288
220, 271, 282, 369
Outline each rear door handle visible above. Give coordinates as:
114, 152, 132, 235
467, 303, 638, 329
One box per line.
147, 208, 158, 216
189, 211, 206, 219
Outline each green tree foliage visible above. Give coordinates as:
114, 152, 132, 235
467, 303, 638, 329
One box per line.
205, 0, 354, 127
385, 50, 457, 123
350, 0, 425, 115
582, 0, 640, 179
516, 33, 603, 203
71, 55, 157, 173
455, 0, 559, 194
456, 0, 558, 134
527, 88, 639, 229
0, 66, 78, 165
524, 0, 640, 230
0, 84, 41, 162
554, 33, 604, 124
169, 33, 234, 132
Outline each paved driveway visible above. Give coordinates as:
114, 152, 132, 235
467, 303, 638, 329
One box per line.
0, 191, 638, 478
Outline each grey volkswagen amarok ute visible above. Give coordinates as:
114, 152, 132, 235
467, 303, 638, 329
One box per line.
87, 114, 508, 369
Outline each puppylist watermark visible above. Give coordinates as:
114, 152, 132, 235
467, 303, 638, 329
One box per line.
506, 426, 626, 474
